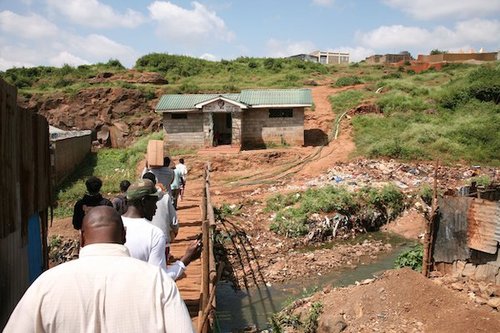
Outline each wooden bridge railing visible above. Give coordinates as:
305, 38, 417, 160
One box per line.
197, 163, 220, 333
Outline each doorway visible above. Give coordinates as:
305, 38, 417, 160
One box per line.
212, 113, 232, 146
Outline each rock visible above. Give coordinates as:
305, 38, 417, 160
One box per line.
360, 278, 375, 285
462, 263, 476, 277
318, 315, 347, 333
487, 297, 500, 309
474, 264, 498, 282
475, 296, 488, 305
451, 282, 464, 291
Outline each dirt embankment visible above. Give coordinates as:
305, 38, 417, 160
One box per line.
280, 268, 500, 333
19, 71, 165, 147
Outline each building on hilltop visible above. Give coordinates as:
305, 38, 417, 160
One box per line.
289, 51, 350, 64
155, 89, 312, 149
365, 51, 413, 64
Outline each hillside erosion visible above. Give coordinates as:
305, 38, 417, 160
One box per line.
19, 71, 166, 147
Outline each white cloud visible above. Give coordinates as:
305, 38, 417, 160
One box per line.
266, 39, 316, 57
199, 53, 218, 61
69, 34, 136, 61
312, 0, 334, 7
47, 0, 144, 28
0, 57, 34, 71
383, 0, 500, 20
49, 51, 90, 67
0, 10, 137, 69
357, 25, 431, 49
357, 19, 500, 52
0, 10, 58, 39
148, 1, 234, 45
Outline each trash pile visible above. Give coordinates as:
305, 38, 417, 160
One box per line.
49, 236, 79, 265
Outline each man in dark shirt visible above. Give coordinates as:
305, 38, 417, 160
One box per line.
72, 176, 112, 230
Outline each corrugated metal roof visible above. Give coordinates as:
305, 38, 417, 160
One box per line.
467, 199, 500, 254
434, 197, 471, 263
156, 94, 240, 111
239, 89, 312, 106
155, 89, 312, 111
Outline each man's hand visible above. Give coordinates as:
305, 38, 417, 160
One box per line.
180, 239, 202, 266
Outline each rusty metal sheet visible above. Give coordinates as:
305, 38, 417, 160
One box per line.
434, 197, 471, 263
467, 199, 499, 254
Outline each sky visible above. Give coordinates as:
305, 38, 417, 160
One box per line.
0, 0, 499, 70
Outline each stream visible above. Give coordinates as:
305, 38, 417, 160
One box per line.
215, 233, 413, 332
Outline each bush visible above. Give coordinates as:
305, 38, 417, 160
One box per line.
334, 76, 363, 87
395, 244, 423, 272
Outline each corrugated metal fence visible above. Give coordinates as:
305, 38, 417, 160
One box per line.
0, 78, 51, 328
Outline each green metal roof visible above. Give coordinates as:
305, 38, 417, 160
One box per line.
155, 89, 312, 111
156, 94, 240, 111
240, 89, 312, 106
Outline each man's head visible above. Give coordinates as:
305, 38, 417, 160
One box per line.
179, 158, 184, 164
80, 206, 126, 247
119, 180, 131, 193
126, 179, 159, 220
163, 156, 171, 167
142, 172, 157, 185
85, 176, 103, 195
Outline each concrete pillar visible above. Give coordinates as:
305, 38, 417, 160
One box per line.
203, 112, 213, 147
231, 111, 242, 147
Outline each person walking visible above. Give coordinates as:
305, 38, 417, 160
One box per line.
122, 179, 201, 280
175, 158, 188, 201
4, 206, 194, 333
72, 176, 112, 230
112, 179, 131, 215
142, 172, 179, 260
170, 165, 184, 209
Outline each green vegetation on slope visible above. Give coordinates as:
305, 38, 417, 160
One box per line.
267, 185, 406, 238
352, 64, 500, 165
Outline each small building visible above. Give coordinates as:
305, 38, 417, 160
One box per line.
49, 126, 92, 185
365, 51, 413, 64
155, 89, 312, 149
309, 50, 350, 64
289, 53, 319, 62
288, 51, 350, 64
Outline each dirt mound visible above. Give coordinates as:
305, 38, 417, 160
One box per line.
20, 87, 162, 147
88, 70, 168, 85
285, 268, 500, 333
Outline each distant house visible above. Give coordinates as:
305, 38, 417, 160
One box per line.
289, 51, 350, 64
155, 89, 312, 149
365, 51, 413, 64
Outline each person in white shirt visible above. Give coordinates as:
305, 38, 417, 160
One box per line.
4, 206, 194, 333
142, 157, 174, 195
175, 158, 188, 200
123, 179, 201, 281
142, 172, 179, 259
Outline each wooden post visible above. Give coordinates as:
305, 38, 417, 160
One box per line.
422, 160, 439, 277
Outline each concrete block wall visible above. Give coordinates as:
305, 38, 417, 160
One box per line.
241, 108, 304, 147
163, 112, 204, 147
52, 134, 91, 184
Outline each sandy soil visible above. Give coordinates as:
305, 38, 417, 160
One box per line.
287, 268, 500, 333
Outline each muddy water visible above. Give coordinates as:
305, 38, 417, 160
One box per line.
215, 233, 413, 332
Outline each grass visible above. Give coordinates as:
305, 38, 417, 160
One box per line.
53, 132, 163, 218
267, 184, 406, 238
351, 64, 500, 165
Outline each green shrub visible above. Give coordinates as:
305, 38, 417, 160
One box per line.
395, 244, 423, 272
334, 76, 363, 87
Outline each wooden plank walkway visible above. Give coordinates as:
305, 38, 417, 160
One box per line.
169, 183, 204, 329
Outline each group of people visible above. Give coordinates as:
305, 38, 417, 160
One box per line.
4, 158, 198, 332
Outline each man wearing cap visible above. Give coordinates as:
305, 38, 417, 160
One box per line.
4, 206, 194, 332
122, 179, 201, 281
